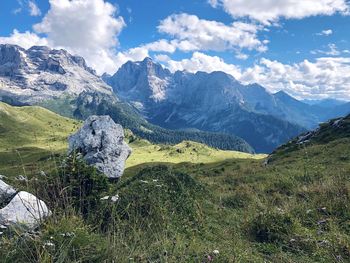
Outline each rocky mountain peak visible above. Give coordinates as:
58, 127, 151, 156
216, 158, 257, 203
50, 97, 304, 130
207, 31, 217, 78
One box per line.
0, 44, 112, 104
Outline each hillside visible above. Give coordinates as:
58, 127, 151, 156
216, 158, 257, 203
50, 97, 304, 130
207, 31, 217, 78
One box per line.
270, 114, 350, 161
103, 58, 314, 152
1, 107, 349, 262
0, 102, 262, 176
0, 44, 254, 153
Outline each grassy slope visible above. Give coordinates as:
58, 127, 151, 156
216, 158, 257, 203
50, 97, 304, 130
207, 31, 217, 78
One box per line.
127, 139, 265, 168
0, 102, 80, 175
1, 102, 349, 262
120, 135, 350, 262
0, 102, 263, 176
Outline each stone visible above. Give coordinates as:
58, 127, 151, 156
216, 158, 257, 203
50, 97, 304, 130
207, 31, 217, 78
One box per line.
68, 115, 132, 179
0, 191, 51, 230
0, 179, 16, 203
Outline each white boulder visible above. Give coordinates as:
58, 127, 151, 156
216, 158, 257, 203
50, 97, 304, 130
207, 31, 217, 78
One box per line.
68, 115, 132, 179
0, 191, 51, 229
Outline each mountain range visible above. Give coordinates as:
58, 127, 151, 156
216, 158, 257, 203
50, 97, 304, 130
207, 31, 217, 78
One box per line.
103, 58, 350, 152
0, 44, 253, 153
1, 44, 349, 153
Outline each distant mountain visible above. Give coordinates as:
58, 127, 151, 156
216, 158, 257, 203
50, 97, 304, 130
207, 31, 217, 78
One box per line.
104, 58, 350, 152
103, 58, 303, 152
0, 44, 113, 105
302, 98, 347, 108
0, 44, 253, 153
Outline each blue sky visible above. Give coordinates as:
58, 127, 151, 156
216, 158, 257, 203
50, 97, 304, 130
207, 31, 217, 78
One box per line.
1, 0, 350, 100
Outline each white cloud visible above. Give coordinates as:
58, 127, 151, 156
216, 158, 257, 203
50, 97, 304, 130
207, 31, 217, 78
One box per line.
240, 57, 350, 100
159, 51, 350, 100
210, 0, 349, 24
163, 52, 242, 79
158, 13, 267, 53
317, 29, 333, 36
30, 0, 125, 74
28, 1, 41, 16
0, 29, 48, 49
310, 43, 350, 56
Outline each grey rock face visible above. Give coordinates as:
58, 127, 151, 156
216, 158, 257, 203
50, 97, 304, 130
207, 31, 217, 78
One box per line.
68, 115, 132, 179
0, 179, 16, 203
0, 44, 113, 104
0, 191, 51, 230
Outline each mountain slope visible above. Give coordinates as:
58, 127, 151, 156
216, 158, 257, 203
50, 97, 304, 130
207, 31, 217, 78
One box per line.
104, 58, 309, 152
0, 44, 113, 104
270, 113, 350, 160
3, 110, 350, 262
0, 102, 261, 176
0, 44, 253, 153
72, 91, 254, 152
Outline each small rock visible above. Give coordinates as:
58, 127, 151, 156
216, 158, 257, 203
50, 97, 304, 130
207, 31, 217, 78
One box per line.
0, 191, 51, 230
0, 179, 16, 202
15, 175, 28, 182
68, 115, 132, 179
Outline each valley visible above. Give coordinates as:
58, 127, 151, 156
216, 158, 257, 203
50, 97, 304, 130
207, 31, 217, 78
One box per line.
0, 43, 349, 263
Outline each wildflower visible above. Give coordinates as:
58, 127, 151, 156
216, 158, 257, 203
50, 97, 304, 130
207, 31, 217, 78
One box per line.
213, 249, 219, 255
101, 195, 119, 202
152, 179, 158, 182
60, 232, 75, 237
111, 195, 119, 202
43, 241, 55, 248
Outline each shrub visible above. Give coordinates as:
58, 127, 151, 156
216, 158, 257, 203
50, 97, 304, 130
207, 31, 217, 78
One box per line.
110, 165, 205, 233
249, 211, 296, 243
44, 154, 110, 219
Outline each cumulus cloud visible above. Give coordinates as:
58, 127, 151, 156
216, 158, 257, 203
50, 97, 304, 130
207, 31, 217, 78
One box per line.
28, 1, 41, 16
160, 52, 350, 100
240, 57, 350, 100
162, 52, 242, 79
317, 29, 333, 36
158, 13, 267, 53
310, 43, 350, 56
210, 0, 349, 24
0, 29, 48, 49
32, 0, 125, 74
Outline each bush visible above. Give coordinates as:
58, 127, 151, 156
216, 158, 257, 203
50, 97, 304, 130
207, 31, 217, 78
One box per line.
222, 190, 252, 209
44, 154, 110, 219
249, 211, 295, 243
110, 165, 205, 233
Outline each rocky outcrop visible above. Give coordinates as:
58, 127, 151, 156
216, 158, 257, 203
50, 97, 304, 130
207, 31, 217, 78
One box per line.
68, 115, 132, 179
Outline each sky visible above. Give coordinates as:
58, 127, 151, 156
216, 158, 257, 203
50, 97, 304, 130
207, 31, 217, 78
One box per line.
0, 0, 350, 100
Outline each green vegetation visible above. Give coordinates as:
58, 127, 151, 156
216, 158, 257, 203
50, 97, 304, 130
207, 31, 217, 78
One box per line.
0, 104, 349, 262
127, 139, 265, 168
0, 102, 262, 177
71, 92, 255, 152
0, 102, 80, 176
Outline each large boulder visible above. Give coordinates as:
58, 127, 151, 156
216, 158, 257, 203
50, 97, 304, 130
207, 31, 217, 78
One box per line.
0, 191, 51, 230
68, 115, 132, 179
